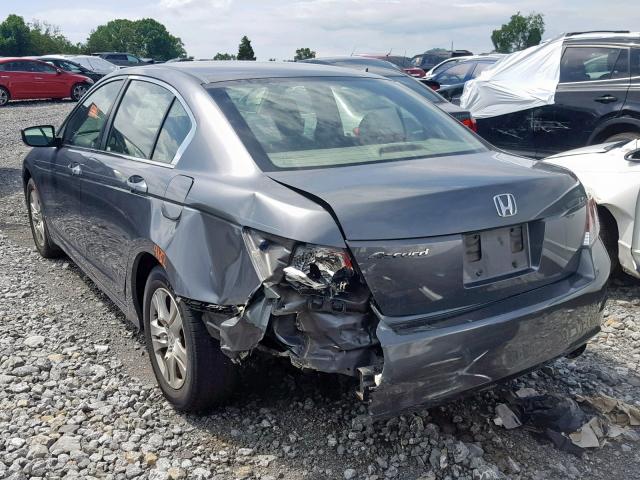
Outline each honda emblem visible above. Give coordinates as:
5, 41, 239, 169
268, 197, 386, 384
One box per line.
493, 193, 517, 217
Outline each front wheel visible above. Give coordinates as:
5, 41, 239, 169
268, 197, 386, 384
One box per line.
26, 178, 62, 258
143, 266, 237, 412
0, 86, 9, 106
71, 83, 88, 101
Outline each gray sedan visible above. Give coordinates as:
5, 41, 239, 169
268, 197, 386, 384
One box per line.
21, 62, 609, 417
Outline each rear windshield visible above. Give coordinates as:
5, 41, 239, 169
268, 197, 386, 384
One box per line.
207, 77, 486, 171
392, 75, 446, 103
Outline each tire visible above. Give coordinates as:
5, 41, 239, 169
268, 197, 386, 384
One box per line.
0, 86, 9, 106
603, 132, 640, 143
26, 178, 62, 258
598, 209, 619, 275
71, 83, 88, 102
143, 266, 237, 412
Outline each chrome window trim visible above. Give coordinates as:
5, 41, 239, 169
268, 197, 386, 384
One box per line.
106, 74, 197, 167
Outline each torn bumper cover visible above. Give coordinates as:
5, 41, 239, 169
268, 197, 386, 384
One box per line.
365, 241, 609, 418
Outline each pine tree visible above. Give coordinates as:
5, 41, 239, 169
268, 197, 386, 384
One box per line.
237, 35, 256, 61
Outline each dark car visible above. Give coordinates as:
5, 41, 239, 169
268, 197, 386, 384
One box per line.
478, 32, 640, 158
21, 62, 608, 417
302, 56, 477, 130
410, 49, 473, 73
355, 54, 420, 76
0, 58, 93, 106
93, 52, 153, 67
431, 56, 502, 89
38, 56, 104, 82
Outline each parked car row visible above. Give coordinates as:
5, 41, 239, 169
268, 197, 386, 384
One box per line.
20, 60, 612, 419
0, 52, 159, 106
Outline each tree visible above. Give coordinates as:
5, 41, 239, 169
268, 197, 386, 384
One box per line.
491, 12, 545, 54
29, 20, 81, 55
86, 18, 185, 61
237, 36, 255, 60
294, 47, 315, 61
213, 52, 236, 60
0, 14, 32, 56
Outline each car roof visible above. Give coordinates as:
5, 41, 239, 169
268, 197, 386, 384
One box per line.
303, 57, 406, 77
0, 57, 48, 63
120, 61, 383, 84
564, 32, 640, 46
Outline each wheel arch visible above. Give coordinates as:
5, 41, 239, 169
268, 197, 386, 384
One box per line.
589, 117, 640, 144
131, 251, 162, 329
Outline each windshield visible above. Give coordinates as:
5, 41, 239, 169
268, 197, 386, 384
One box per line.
208, 77, 486, 171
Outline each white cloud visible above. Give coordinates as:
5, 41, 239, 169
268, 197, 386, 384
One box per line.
11, 0, 640, 60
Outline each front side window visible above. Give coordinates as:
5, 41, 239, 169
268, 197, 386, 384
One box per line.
632, 49, 640, 77
127, 55, 140, 64
208, 77, 486, 171
560, 47, 627, 82
106, 80, 174, 159
471, 62, 494, 79
59, 61, 83, 73
64, 80, 124, 148
32, 62, 57, 73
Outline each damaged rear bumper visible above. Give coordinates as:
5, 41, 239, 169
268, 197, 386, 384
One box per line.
366, 240, 610, 418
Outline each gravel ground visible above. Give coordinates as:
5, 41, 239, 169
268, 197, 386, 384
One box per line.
0, 100, 639, 480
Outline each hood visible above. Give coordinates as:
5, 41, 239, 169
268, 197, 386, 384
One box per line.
269, 151, 580, 241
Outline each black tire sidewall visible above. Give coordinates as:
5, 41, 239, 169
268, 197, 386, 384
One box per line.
71, 83, 85, 101
143, 267, 194, 408
0, 87, 9, 106
26, 178, 57, 257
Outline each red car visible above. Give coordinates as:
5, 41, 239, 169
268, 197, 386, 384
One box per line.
0, 58, 94, 107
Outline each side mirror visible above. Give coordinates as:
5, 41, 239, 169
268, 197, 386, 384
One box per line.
56, 68, 63, 74
624, 149, 640, 162
21, 125, 59, 147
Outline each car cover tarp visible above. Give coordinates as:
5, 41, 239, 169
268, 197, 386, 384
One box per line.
460, 36, 565, 119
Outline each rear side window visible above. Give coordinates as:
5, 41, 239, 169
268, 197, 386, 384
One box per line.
471, 62, 494, 78
64, 80, 124, 148
106, 80, 175, 159
152, 101, 192, 163
560, 47, 627, 82
633, 49, 640, 77
435, 62, 473, 84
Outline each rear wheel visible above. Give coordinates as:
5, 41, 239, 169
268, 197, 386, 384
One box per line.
143, 266, 237, 412
603, 131, 640, 143
26, 178, 62, 258
0, 87, 9, 106
71, 83, 88, 101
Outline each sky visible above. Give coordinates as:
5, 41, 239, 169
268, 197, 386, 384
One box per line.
2, 0, 640, 60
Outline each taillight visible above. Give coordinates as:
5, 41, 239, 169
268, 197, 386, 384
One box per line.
583, 196, 600, 247
462, 117, 478, 132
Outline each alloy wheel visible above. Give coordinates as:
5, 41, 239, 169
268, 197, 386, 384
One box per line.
72, 84, 87, 101
0, 89, 8, 106
29, 187, 45, 248
149, 288, 187, 389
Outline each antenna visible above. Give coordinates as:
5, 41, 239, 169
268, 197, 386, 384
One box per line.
351, 46, 357, 56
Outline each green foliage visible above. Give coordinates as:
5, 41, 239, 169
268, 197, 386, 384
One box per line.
0, 14, 32, 55
86, 18, 185, 61
491, 12, 545, 54
29, 20, 81, 55
213, 52, 237, 60
294, 47, 315, 61
237, 36, 256, 61
0, 14, 80, 56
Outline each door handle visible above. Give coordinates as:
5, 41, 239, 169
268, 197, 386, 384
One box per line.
68, 163, 82, 176
127, 175, 147, 194
594, 95, 617, 104
34, 77, 44, 80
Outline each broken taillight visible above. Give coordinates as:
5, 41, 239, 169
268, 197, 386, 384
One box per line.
583, 196, 600, 247
284, 244, 355, 293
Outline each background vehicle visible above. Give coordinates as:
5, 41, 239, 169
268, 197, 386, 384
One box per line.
410, 49, 473, 74
21, 62, 608, 417
474, 32, 640, 158
67, 55, 119, 75
0, 57, 93, 106
302, 56, 477, 130
430, 55, 502, 89
545, 140, 640, 278
356, 54, 420, 76
37, 56, 104, 82
424, 56, 472, 79
92, 52, 154, 67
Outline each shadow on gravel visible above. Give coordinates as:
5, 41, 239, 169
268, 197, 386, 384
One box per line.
0, 167, 22, 200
